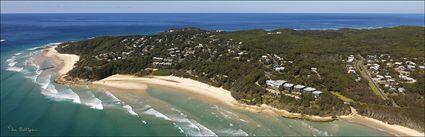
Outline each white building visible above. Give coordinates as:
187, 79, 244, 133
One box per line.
312, 91, 323, 97
274, 67, 285, 72
347, 55, 355, 63
397, 87, 406, 93
303, 87, 316, 92
266, 80, 287, 89
283, 83, 294, 90
293, 85, 305, 92
394, 62, 402, 65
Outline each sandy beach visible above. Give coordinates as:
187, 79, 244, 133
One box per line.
92, 74, 237, 106
347, 114, 424, 136
46, 46, 425, 137
43, 45, 80, 75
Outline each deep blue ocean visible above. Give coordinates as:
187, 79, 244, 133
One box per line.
1, 13, 424, 136
2, 13, 424, 53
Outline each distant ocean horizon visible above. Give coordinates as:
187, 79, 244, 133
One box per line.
1, 13, 424, 51
1, 13, 423, 136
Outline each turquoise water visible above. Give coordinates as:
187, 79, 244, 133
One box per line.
0, 45, 391, 136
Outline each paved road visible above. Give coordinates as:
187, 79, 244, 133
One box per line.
355, 56, 389, 100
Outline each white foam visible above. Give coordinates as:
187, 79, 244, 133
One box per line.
104, 91, 122, 105
14, 52, 22, 56
212, 105, 247, 123
32, 68, 42, 82
168, 108, 217, 136
0, 39, 5, 42
5, 55, 24, 72
25, 43, 59, 51
6, 58, 14, 62
218, 129, 249, 136
44, 81, 58, 94
6, 56, 17, 66
188, 119, 217, 136
7, 61, 17, 67
82, 91, 104, 110
143, 108, 171, 121
37, 75, 81, 104
6, 66, 24, 72
36, 75, 51, 90
123, 105, 138, 116
173, 123, 185, 133
41, 88, 81, 104
301, 121, 330, 136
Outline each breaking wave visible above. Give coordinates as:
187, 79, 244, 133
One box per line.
5, 55, 24, 72
81, 90, 104, 110
301, 121, 330, 136
104, 91, 122, 105
212, 105, 248, 123
6, 67, 24, 72
218, 129, 249, 136
169, 108, 217, 136
123, 105, 138, 116
143, 108, 171, 121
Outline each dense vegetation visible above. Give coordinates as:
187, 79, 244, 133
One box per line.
56, 26, 425, 131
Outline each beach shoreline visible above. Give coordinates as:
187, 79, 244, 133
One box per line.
43, 45, 425, 137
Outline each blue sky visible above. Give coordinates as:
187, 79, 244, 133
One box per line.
1, 1, 424, 13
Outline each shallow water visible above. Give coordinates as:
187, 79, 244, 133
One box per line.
1, 49, 391, 136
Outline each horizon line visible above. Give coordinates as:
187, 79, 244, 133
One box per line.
2, 12, 424, 14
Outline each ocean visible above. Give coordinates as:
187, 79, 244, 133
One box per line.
1, 13, 424, 136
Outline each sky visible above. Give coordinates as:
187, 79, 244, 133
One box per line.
1, 1, 424, 13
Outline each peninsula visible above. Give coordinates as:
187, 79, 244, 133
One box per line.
52, 26, 424, 135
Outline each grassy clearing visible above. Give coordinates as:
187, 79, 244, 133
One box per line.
331, 91, 355, 103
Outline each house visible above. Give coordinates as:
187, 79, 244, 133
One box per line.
407, 65, 416, 70
369, 64, 380, 71
266, 80, 287, 89
376, 75, 385, 80
348, 69, 356, 74
388, 87, 397, 92
355, 77, 361, 82
303, 87, 316, 92
399, 75, 415, 81
274, 67, 285, 72
406, 61, 416, 66
312, 91, 323, 97
387, 79, 396, 83
397, 87, 406, 93
347, 55, 355, 63
153, 62, 172, 66
153, 57, 163, 61
283, 83, 294, 91
293, 85, 305, 92
163, 58, 173, 62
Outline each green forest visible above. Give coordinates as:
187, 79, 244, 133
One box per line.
56, 26, 425, 131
